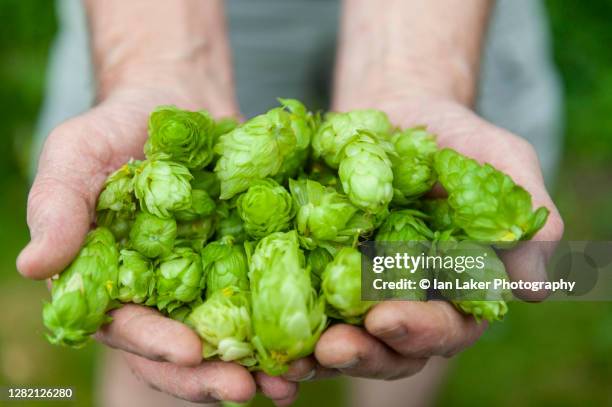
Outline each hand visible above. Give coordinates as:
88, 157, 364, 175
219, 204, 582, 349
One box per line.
16, 85, 298, 406
284, 94, 564, 382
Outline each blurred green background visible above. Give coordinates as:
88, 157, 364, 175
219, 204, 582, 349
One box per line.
0, 0, 611, 406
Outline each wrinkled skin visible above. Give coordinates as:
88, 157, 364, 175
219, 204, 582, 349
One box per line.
16, 87, 299, 404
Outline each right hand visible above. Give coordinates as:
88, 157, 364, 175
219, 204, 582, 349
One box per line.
17, 84, 299, 406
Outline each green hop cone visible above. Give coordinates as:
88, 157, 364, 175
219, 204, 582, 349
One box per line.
144, 106, 216, 169
134, 157, 193, 218
375, 210, 434, 300
129, 212, 177, 258
202, 238, 249, 297
214, 99, 316, 199
97, 161, 140, 213
312, 109, 393, 168
155, 247, 205, 312
339, 133, 394, 214
390, 127, 438, 204
43, 228, 119, 347
321, 247, 374, 324
176, 216, 216, 251
307, 160, 342, 191
434, 148, 549, 242
249, 231, 327, 375
116, 250, 155, 304
306, 247, 334, 292
174, 189, 216, 222
289, 178, 374, 250
96, 209, 134, 242
236, 178, 294, 239
187, 287, 255, 366
434, 242, 511, 322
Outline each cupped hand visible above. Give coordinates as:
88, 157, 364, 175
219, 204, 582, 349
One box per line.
16, 86, 298, 405
285, 94, 564, 382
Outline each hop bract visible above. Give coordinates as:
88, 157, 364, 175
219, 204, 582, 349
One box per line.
306, 247, 333, 292
434, 148, 549, 242
312, 109, 393, 168
203, 238, 249, 297
187, 287, 255, 366
134, 157, 193, 218
249, 231, 327, 375
289, 178, 373, 250
338, 134, 394, 214
237, 179, 294, 239
145, 106, 216, 169
116, 250, 155, 304
43, 228, 119, 347
155, 247, 205, 312
214, 99, 315, 199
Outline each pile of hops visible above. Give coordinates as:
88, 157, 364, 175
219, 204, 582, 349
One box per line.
42, 99, 548, 375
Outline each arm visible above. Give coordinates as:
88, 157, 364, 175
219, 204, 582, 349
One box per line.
18, 1, 295, 403
297, 0, 564, 381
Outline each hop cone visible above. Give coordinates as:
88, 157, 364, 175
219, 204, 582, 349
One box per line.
420, 198, 456, 232
43, 228, 119, 347
390, 127, 438, 204
249, 231, 327, 375
339, 133, 394, 214
306, 247, 333, 292
215, 203, 247, 243
289, 178, 374, 250
187, 287, 255, 366
129, 212, 177, 258
312, 109, 393, 168
203, 238, 249, 297
434, 148, 549, 242
215, 99, 315, 199
155, 247, 205, 312
174, 189, 216, 222
145, 106, 216, 169
116, 250, 155, 304
237, 179, 294, 239
321, 247, 374, 324
134, 157, 193, 218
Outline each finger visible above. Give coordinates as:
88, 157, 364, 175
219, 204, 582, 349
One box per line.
123, 352, 256, 404
16, 117, 117, 280
283, 356, 339, 382
315, 324, 427, 380
254, 372, 299, 407
365, 301, 486, 358
95, 304, 202, 366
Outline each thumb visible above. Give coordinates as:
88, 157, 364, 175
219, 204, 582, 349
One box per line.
17, 118, 115, 279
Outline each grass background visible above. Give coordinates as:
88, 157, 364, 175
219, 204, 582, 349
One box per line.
0, 0, 611, 405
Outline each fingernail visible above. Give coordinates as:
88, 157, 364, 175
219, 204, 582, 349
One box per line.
291, 369, 315, 382
330, 357, 359, 369
374, 325, 407, 341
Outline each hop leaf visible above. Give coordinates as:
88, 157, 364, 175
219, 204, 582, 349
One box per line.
237, 179, 294, 239
434, 148, 549, 242
312, 109, 393, 168
145, 106, 216, 169
289, 178, 374, 250
116, 250, 155, 304
338, 133, 394, 214
321, 247, 374, 324
390, 127, 438, 204
134, 157, 193, 219
249, 231, 327, 375
187, 287, 255, 366
129, 212, 177, 258
43, 228, 119, 347
155, 247, 205, 312
215, 99, 316, 199
203, 239, 249, 297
